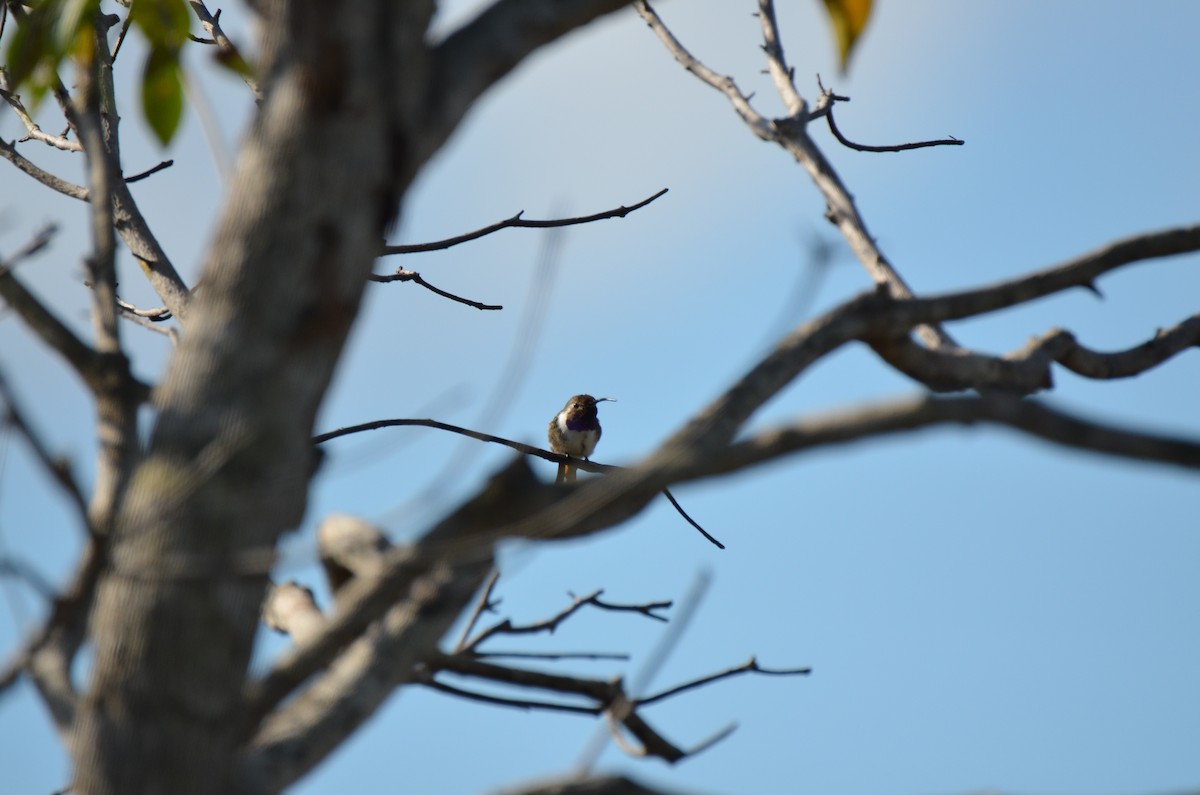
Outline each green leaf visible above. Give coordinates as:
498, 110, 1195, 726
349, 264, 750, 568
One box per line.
141, 46, 184, 145
130, 0, 191, 52
131, 0, 192, 144
821, 0, 874, 73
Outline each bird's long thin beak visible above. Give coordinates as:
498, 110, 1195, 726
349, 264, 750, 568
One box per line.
595, 397, 617, 403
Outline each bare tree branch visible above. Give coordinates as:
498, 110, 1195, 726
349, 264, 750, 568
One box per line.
74, 40, 143, 532
124, 159, 175, 183
186, 1, 261, 100
477, 650, 629, 662
0, 366, 89, 523
636, 657, 811, 708
245, 558, 493, 790
637, 0, 956, 350
0, 536, 106, 735
1053, 316, 1200, 378
454, 567, 502, 652
815, 77, 964, 152
381, 188, 668, 255
115, 297, 171, 320
871, 308, 1200, 395
368, 267, 503, 310
0, 220, 56, 263
906, 224, 1200, 326
462, 589, 671, 653
634, 2, 773, 140
756, 0, 804, 116
417, 675, 598, 715
0, 251, 150, 402
114, 307, 179, 342
824, 103, 964, 152
0, 264, 97, 380
241, 461, 541, 734
313, 418, 723, 546
422, 648, 807, 765
698, 394, 1200, 483
0, 78, 82, 151
1, 11, 195, 320
315, 416, 562, 458
3, 0, 1190, 789
661, 488, 723, 549
93, 31, 194, 322
0, 138, 90, 199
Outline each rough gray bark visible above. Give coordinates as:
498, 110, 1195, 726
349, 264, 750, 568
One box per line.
66, 2, 632, 793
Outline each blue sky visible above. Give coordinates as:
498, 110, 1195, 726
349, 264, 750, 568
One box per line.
2, 2, 1198, 794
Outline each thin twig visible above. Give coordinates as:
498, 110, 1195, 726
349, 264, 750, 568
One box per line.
0, 535, 106, 729
116, 307, 179, 342
683, 722, 739, 757
381, 188, 668, 255
115, 297, 171, 320
578, 591, 671, 623
0, 139, 89, 199
124, 159, 175, 183
463, 589, 671, 652
422, 648, 791, 764
378, 223, 566, 531
0, 367, 90, 523
313, 418, 721, 546
368, 268, 502, 310
1, 256, 146, 400
0, 85, 82, 151
661, 488, 723, 549
419, 677, 598, 715
636, 657, 811, 708
1, 222, 57, 263
314, 417, 557, 458
187, 0, 261, 99
825, 103, 963, 152
474, 650, 629, 662
75, 41, 140, 531
635, 3, 774, 140
576, 568, 712, 773
453, 568, 501, 652
758, 0, 804, 116
637, 3, 957, 350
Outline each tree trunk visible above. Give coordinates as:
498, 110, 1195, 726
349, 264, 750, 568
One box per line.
71, 2, 433, 791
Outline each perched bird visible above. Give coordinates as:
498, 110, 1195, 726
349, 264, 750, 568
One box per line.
548, 394, 614, 484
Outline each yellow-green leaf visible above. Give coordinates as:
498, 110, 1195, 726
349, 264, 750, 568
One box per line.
141, 47, 184, 145
822, 0, 873, 73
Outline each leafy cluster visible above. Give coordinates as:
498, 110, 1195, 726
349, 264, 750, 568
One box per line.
6, 0, 208, 143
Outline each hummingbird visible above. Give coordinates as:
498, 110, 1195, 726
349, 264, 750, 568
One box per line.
548, 394, 614, 484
